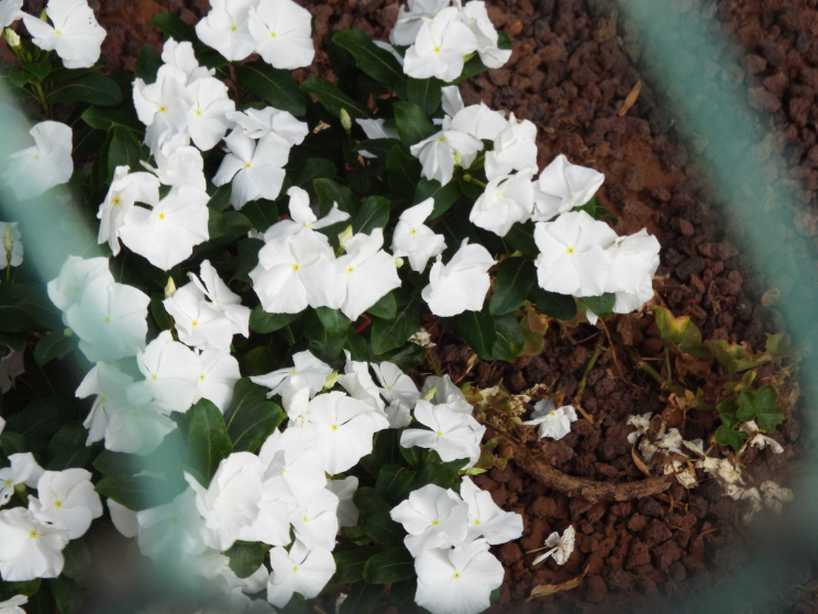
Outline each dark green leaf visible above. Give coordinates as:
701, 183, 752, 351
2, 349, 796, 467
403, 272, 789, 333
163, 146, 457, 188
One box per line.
224, 379, 286, 454
80, 106, 140, 132
333, 546, 379, 584
714, 423, 747, 451
489, 258, 536, 316
49, 577, 82, 614
7, 397, 67, 445
332, 29, 404, 89
46, 425, 97, 470
149, 296, 173, 331
250, 308, 298, 334
577, 293, 616, 317
363, 547, 414, 584
294, 158, 337, 187
235, 63, 307, 117
490, 314, 525, 362
136, 45, 162, 82
532, 288, 577, 320
368, 292, 397, 320
314, 177, 358, 216
208, 209, 253, 241
33, 331, 72, 366
240, 345, 277, 376
393, 101, 435, 146
225, 541, 270, 578
95, 473, 178, 511
370, 293, 421, 355
736, 386, 785, 432
107, 127, 144, 180
0, 283, 60, 332
375, 464, 416, 502
302, 75, 368, 118
48, 70, 122, 107
504, 221, 538, 257
386, 145, 421, 197
181, 399, 233, 485
315, 307, 352, 335
415, 179, 460, 220
353, 196, 390, 233
151, 11, 195, 41
453, 310, 496, 359
406, 78, 442, 115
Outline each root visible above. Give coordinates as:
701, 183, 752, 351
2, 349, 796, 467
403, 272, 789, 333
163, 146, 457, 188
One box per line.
493, 431, 673, 503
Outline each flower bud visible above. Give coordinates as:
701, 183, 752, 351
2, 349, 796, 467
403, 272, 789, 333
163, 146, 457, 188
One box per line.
164, 276, 176, 298
339, 108, 352, 134
323, 370, 339, 391
3, 28, 20, 49
337, 224, 353, 250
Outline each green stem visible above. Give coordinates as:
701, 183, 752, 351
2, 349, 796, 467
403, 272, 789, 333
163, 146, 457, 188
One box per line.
462, 174, 487, 189
31, 81, 49, 115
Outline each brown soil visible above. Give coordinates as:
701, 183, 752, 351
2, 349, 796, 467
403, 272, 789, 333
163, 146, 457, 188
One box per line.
11, 0, 816, 611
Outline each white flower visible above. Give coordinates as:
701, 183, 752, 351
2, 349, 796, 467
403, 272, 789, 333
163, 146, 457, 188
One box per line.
28, 468, 102, 539
403, 7, 478, 82
400, 399, 485, 467
0, 507, 69, 581
534, 210, 617, 297
605, 229, 660, 314
0, 594, 27, 614
532, 525, 575, 566
248, 0, 314, 69
449, 102, 507, 141
0, 0, 22, 28
160, 38, 212, 82
459, 476, 522, 545
186, 452, 268, 551
484, 114, 538, 181
186, 76, 236, 151
0, 222, 23, 269
251, 350, 333, 410
213, 131, 288, 210
136, 488, 208, 560
228, 107, 309, 145
146, 136, 207, 191
337, 351, 385, 414
390, 484, 468, 556
334, 228, 402, 321
2, 121, 73, 200
259, 430, 327, 502
414, 538, 504, 614
422, 240, 495, 317
391, 198, 446, 273
195, 348, 242, 412
289, 487, 339, 551
107, 499, 138, 539
266, 541, 336, 609
136, 330, 200, 413
460, 1, 511, 69
469, 171, 534, 237
372, 361, 420, 428
21, 0, 105, 69
119, 185, 209, 270
0, 453, 44, 506
97, 167, 160, 256
522, 400, 578, 441
421, 374, 472, 412
390, 0, 451, 46
285, 390, 389, 475
133, 65, 190, 154
355, 117, 399, 140
533, 154, 605, 221
410, 129, 482, 186
47, 256, 112, 311
326, 476, 359, 528
63, 275, 150, 362
196, 0, 258, 61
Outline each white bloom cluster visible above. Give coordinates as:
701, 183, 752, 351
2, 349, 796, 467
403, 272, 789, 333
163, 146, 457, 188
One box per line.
0, 459, 102, 582
19, 0, 106, 69
390, 477, 523, 614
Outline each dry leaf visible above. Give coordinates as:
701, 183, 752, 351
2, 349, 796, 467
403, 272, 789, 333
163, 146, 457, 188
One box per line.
529, 566, 588, 600
631, 446, 652, 476
618, 80, 642, 116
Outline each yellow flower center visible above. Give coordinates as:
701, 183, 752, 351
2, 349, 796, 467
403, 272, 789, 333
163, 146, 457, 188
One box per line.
243, 161, 253, 169
199, 373, 206, 382
345, 265, 355, 274
230, 22, 238, 32
565, 245, 576, 255
159, 105, 168, 113
452, 571, 462, 580
270, 31, 278, 39
191, 319, 199, 328
158, 212, 167, 221
111, 194, 122, 207
435, 430, 444, 438
433, 45, 442, 54
431, 519, 440, 526
54, 499, 63, 509
104, 315, 112, 324
292, 564, 299, 572
330, 424, 338, 431
29, 529, 40, 539
291, 263, 301, 272
3, 479, 12, 488
409, 228, 417, 236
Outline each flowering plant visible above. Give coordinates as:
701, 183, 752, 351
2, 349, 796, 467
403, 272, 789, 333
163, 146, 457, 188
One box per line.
0, 1, 662, 612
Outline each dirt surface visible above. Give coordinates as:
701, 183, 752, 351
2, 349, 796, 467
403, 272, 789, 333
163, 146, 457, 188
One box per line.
10, 0, 816, 611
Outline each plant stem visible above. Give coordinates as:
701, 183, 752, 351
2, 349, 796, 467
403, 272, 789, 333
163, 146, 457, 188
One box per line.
462, 173, 487, 188
31, 81, 49, 115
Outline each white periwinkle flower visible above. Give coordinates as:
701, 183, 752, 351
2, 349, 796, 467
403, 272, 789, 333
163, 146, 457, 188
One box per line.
0, 453, 44, 506
606, 229, 661, 314
119, 185, 209, 270
288, 487, 339, 551
266, 541, 336, 609
410, 129, 482, 187
0, 507, 69, 581
326, 476, 359, 528
0, 222, 23, 269
422, 240, 495, 317
46, 255, 112, 311
228, 107, 309, 145
391, 198, 446, 273
21, 0, 106, 69
459, 476, 523, 544
532, 525, 575, 566
533, 154, 605, 221
133, 65, 190, 154
214, 131, 289, 210
248, 0, 315, 70
186, 77, 236, 151
469, 171, 535, 237
28, 469, 103, 539
534, 210, 616, 297
2, 121, 73, 201
97, 167, 161, 256
485, 114, 538, 181
414, 539, 504, 614
449, 102, 507, 141
371, 361, 421, 428
404, 7, 478, 82
107, 499, 138, 539
251, 350, 333, 410
522, 400, 578, 441
390, 0, 451, 46
400, 400, 485, 467
0, 0, 23, 28
390, 484, 468, 556
136, 330, 200, 413
334, 228, 402, 321
147, 137, 207, 191
195, 0, 258, 61
461, 1, 511, 69
0, 595, 28, 614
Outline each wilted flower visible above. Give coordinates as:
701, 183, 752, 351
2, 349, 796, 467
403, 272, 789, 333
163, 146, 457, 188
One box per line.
460, 1, 511, 69
21, 0, 106, 69
532, 525, 575, 566
371, 361, 421, 428
0, 453, 43, 506
605, 229, 661, 314
522, 400, 578, 441
251, 350, 333, 410
459, 476, 523, 544
228, 106, 309, 144
97, 167, 161, 256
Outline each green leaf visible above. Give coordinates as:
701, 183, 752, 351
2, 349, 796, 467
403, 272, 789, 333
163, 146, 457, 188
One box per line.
314, 177, 358, 216
368, 292, 397, 320
151, 11, 195, 41
46, 425, 97, 470
48, 70, 122, 107
0, 283, 60, 332
385, 145, 421, 197
356, 488, 404, 544
504, 221, 538, 257
240, 345, 277, 376
363, 547, 414, 584
490, 314, 525, 362
181, 399, 233, 485
375, 464, 417, 502
332, 29, 404, 89
294, 158, 337, 187
333, 546, 379, 584
353, 196, 390, 233
714, 423, 748, 451
414, 452, 466, 488
249, 308, 298, 334
235, 63, 307, 117
415, 179, 460, 220
225, 541, 270, 578
149, 296, 173, 331
305, 308, 352, 360
208, 209, 253, 241
302, 75, 368, 118
736, 386, 785, 432
704, 339, 770, 374
136, 45, 162, 82
224, 379, 286, 454
7, 397, 67, 445
577, 293, 616, 317
33, 330, 72, 366
393, 101, 435, 146
653, 306, 707, 357
453, 310, 496, 359
370, 293, 421, 355
489, 258, 536, 316
315, 307, 352, 335
406, 78, 442, 115
80, 106, 140, 132
95, 473, 177, 511
49, 577, 82, 614
107, 127, 144, 180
